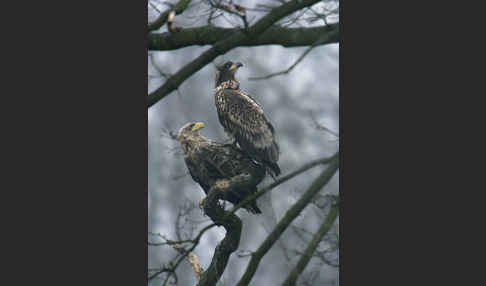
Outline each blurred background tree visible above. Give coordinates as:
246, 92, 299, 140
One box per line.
148, 1, 339, 285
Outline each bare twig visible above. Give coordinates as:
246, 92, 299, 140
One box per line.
172, 244, 203, 280
281, 199, 339, 286
148, 0, 193, 32
148, 266, 171, 281
147, 221, 217, 282
148, 1, 162, 14
175, 200, 198, 240
150, 53, 172, 79
309, 111, 339, 137
248, 34, 331, 80
159, 126, 178, 140
207, 0, 249, 30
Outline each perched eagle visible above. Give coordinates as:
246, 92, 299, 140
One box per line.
176, 121, 265, 214
214, 61, 281, 177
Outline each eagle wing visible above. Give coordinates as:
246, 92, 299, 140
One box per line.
185, 143, 265, 214
203, 143, 265, 214
218, 89, 279, 165
185, 156, 212, 194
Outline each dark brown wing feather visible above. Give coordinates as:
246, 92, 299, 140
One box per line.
184, 142, 265, 214
215, 88, 280, 176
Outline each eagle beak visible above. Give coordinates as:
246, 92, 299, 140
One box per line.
191, 122, 205, 132
229, 62, 243, 70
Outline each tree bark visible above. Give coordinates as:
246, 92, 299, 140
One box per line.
148, 24, 339, 51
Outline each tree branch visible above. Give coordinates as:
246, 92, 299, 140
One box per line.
148, 0, 323, 108
281, 199, 339, 286
235, 155, 339, 286
148, 0, 192, 33
196, 178, 245, 286
147, 222, 217, 282
248, 32, 332, 80
227, 152, 339, 217
171, 244, 203, 281
197, 163, 296, 285
207, 0, 249, 30
148, 23, 338, 51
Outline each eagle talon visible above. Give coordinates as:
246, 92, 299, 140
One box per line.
215, 180, 230, 190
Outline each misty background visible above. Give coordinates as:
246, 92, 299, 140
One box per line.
148, 1, 339, 285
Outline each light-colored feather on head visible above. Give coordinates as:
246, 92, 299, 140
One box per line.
176, 122, 206, 143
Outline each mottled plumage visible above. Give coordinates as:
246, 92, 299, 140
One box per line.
214, 61, 281, 177
177, 122, 265, 214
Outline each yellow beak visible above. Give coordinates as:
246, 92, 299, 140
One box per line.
191, 122, 205, 132
229, 62, 243, 70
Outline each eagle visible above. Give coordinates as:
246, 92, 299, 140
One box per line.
176, 121, 265, 214
214, 61, 281, 178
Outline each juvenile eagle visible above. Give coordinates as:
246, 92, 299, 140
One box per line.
214, 61, 281, 177
176, 121, 265, 214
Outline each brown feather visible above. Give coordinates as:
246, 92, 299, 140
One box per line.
178, 122, 265, 214
214, 79, 281, 177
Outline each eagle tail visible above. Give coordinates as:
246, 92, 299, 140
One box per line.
266, 161, 281, 178
245, 202, 262, 214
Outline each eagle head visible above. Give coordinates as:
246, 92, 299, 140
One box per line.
176, 122, 205, 142
215, 61, 243, 86
176, 122, 207, 154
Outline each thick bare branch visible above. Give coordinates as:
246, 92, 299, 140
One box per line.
148, 23, 338, 51
235, 155, 339, 286
148, 0, 323, 108
148, 0, 192, 33
196, 178, 246, 286
281, 199, 339, 286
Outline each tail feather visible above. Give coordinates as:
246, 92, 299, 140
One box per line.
266, 161, 281, 178
226, 187, 263, 215
245, 202, 262, 214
